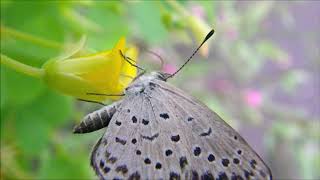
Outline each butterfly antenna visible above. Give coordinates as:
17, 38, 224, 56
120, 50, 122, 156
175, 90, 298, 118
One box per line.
119, 50, 145, 71
167, 29, 215, 79
145, 49, 165, 70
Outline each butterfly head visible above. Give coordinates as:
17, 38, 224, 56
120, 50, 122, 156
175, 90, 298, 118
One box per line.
125, 71, 170, 95
151, 71, 172, 81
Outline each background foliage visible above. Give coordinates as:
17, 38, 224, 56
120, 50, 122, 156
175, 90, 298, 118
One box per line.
1, 1, 319, 179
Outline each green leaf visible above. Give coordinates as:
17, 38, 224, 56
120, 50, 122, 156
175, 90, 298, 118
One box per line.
38, 143, 93, 179
15, 112, 51, 156
1, 66, 45, 108
14, 89, 72, 155
30, 90, 73, 126
131, 2, 167, 44
1, 2, 63, 61
85, 3, 128, 50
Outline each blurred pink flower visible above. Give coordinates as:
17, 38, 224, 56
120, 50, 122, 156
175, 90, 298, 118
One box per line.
162, 64, 177, 74
191, 5, 205, 19
244, 89, 263, 108
226, 26, 238, 41
208, 79, 232, 92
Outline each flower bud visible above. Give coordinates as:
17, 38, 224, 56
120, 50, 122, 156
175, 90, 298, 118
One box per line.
42, 37, 138, 102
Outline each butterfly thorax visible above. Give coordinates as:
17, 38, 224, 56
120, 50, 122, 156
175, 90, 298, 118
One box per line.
125, 71, 171, 96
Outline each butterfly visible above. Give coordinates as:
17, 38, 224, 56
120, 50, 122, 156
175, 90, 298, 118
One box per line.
73, 30, 272, 180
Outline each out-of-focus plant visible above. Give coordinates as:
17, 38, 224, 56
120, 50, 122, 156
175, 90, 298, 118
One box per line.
161, 0, 212, 57
1, 2, 134, 179
1, 1, 319, 179
267, 120, 320, 179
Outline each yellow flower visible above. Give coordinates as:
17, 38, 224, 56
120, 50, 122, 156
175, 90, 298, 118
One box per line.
42, 37, 138, 102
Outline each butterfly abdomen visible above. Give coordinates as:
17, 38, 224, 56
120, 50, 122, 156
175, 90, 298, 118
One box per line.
73, 101, 121, 134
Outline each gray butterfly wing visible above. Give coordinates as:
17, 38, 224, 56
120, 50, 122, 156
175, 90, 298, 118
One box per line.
150, 79, 272, 179
90, 94, 142, 179
91, 93, 161, 179
91, 79, 272, 180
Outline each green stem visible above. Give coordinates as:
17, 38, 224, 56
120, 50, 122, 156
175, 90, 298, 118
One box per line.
0, 54, 44, 79
0, 26, 62, 49
165, 0, 189, 16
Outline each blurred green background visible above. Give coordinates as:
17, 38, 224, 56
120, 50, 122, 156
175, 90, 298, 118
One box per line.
1, 1, 319, 179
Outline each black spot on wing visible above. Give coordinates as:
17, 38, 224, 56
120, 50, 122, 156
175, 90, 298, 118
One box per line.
144, 158, 151, 164
179, 156, 188, 170
193, 147, 201, 156
160, 113, 169, 119
115, 121, 121, 126
155, 162, 162, 169
132, 116, 137, 123
128, 171, 140, 180
116, 165, 128, 174
187, 117, 194, 122
200, 127, 212, 136
171, 135, 180, 142
113, 177, 123, 180
131, 138, 137, 144
250, 159, 257, 169
102, 166, 111, 174
217, 172, 228, 180
115, 137, 126, 145
221, 158, 230, 167
201, 171, 214, 180
142, 119, 149, 125
231, 173, 244, 180
233, 158, 240, 164
99, 160, 104, 168
107, 156, 117, 164
192, 171, 199, 180
136, 150, 141, 155
165, 149, 173, 156
169, 172, 181, 180
244, 170, 254, 179
207, 154, 215, 162
141, 133, 159, 141
234, 135, 238, 140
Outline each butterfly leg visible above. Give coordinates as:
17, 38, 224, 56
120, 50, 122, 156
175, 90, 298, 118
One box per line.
77, 98, 106, 106
73, 100, 122, 134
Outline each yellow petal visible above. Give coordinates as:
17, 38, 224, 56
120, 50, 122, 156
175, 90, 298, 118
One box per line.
55, 35, 87, 61
42, 37, 136, 102
119, 46, 138, 87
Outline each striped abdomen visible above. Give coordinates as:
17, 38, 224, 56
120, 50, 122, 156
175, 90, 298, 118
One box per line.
73, 101, 121, 134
